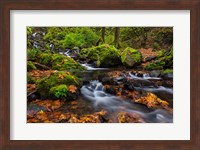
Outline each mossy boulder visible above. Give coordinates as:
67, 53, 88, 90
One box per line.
161, 69, 173, 79
51, 53, 86, 71
144, 60, 165, 70
36, 71, 82, 100
80, 44, 121, 67
27, 49, 86, 72
121, 47, 142, 67
27, 61, 37, 71
144, 49, 173, 70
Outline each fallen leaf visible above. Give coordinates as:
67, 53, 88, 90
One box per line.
69, 85, 77, 93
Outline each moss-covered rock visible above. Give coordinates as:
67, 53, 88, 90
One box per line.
121, 47, 142, 67
144, 60, 165, 70
27, 61, 37, 71
161, 69, 173, 79
27, 49, 86, 71
36, 71, 82, 100
80, 44, 121, 67
144, 49, 173, 70
51, 53, 86, 71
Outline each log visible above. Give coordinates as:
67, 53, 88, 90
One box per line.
33, 62, 50, 70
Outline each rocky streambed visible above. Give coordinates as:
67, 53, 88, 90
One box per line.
27, 49, 173, 123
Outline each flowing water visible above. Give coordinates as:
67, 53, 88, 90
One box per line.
69, 62, 172, 123
80, 79, 172, 123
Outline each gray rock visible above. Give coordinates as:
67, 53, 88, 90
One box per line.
150, 70, 161, 77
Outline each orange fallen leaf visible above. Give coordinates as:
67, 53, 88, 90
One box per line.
58, 74, 64, 79
59, 114, 67, 120
69, 85, 77, 93
71, 101, 78, 105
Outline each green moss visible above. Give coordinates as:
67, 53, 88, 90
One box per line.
52, 53, 86, 71
144, 49, 173, 70
27, 27, 33, 36
36, 71, 82, 99
163, 69, 173, 74
27, 61, 36, 71
27, 51, 86, 71
121, 47, 142, 67
50, 84, 69, 100
80, 44, 121, 67
38, 53, 52, 66
144, 60, 165, 70
27, 49, 41, 61
153, 42, 159, 50
27, 74, 36, 84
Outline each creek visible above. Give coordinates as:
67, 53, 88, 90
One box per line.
28, 49, 173, 123
64, 61, 173, 123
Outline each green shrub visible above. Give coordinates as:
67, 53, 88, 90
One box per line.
38, 53, 52, 66
62, 28, 99, 48
63, 33, 85, 48
27, 74, 36, 84
50, 84, 69, 99
27, 27, 33, 36
27, 61, 36, 71
27, 49, 41, 61
153, 42, 159, 50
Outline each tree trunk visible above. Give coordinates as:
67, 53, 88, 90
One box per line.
114, 27, 120, 47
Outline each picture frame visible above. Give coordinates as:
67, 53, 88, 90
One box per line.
0, 0, 199, 149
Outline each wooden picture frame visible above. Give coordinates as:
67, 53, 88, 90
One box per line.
0, 0, 199, 149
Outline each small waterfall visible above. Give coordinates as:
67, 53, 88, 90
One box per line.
81, 63, 108, 70
59, 49, 71, 57
32, 32, 37, 37
129, 72, 161, 80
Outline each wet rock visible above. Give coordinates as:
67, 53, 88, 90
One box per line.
150, 70, 161, 77
161, 80, 173, 88
27, 92, 40, 101
124, 80, 135, 91
124, 79, 154, 91
161, 72, 173, 79
143, 56, 156, 62
102, 77, 115, 85
115, 76, 125, 82
104, 86, 117, 95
